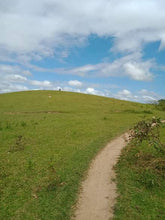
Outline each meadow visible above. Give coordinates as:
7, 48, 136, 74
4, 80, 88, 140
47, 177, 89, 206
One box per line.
0, 90, 164, 219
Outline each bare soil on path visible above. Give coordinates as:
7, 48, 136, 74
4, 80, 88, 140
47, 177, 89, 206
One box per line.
72, 133, 129, 220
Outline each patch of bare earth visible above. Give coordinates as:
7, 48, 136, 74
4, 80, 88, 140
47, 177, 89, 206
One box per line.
72, 133, 129, 220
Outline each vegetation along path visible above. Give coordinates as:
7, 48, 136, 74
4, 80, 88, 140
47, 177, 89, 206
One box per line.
73, 133, 129, 220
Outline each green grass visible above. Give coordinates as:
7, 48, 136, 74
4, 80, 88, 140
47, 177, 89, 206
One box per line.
0, 90, 164, 219
114, 123, 165, 220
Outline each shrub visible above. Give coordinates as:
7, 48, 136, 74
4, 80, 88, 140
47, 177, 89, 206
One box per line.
129, 117, 162, 151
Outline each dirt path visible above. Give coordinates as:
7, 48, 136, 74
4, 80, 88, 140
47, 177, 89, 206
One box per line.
72, 133, 129, 220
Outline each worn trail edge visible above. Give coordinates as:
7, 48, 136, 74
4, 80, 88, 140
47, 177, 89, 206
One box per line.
72, 133, 129, 220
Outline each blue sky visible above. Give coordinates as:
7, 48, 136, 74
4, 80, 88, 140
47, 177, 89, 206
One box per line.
0, 0, 165, 103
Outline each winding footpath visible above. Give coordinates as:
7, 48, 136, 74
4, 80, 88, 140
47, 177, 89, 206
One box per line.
72, 133, 129, 220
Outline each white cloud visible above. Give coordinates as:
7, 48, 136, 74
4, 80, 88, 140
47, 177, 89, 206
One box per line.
124, 62, 153, 81
114, 88, 163, 103
6, 74, 27, 83
29, 80, 52, 87
0, 64, 19, 74
115, 89, 133, 101
0, 64, 54, 93
0, 64, 32, 76
0, 83, 28, 93
0, 64, 31, 93
138, 89, 162, 103
1, 0, 165, 61
68, 80, 82, 87
85, 87, 104, 96
22, 70, 32, 76
119, 89, 132, 96
86, 87, 96, 94
58, 52, 154, 81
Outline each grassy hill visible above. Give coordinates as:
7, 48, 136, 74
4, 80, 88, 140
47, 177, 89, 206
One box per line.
0, 90, 164, 219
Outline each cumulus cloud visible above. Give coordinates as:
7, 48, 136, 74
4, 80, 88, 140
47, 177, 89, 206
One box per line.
0, 82, 28, 93
59, 52, 154, 81
0, 63, 53, 92
86, 88, 97, 95
29, 80, 52, 87
138, 89, 162, 103
71, 87, 162, 103
68, 80, 82, 87
124, 62, 153, 81
115, 89, 133, 101
0, 64, 31, 93
114, 88, 163, 103
118, 89, 132, 96
85, 87, 104, 96
1, 0, 165, 61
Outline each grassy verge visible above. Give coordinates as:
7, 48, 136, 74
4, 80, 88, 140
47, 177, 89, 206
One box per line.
114, 119, 165, 220
0, 91, 164, 219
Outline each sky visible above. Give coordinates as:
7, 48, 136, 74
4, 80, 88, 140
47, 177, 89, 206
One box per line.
0, 0, 165, 103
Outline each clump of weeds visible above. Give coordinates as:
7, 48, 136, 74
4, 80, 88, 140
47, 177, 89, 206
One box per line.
9, 135, 26, 153
129, 117, 165, 188
21, 121, 27, 127
130, 117, 163, 151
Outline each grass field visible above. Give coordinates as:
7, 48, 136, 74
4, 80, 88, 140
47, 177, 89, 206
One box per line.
0, 90, 164, 219
114, 120, 165, 220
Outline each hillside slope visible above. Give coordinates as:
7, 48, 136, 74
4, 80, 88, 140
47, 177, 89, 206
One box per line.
0, 91, 163, 219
